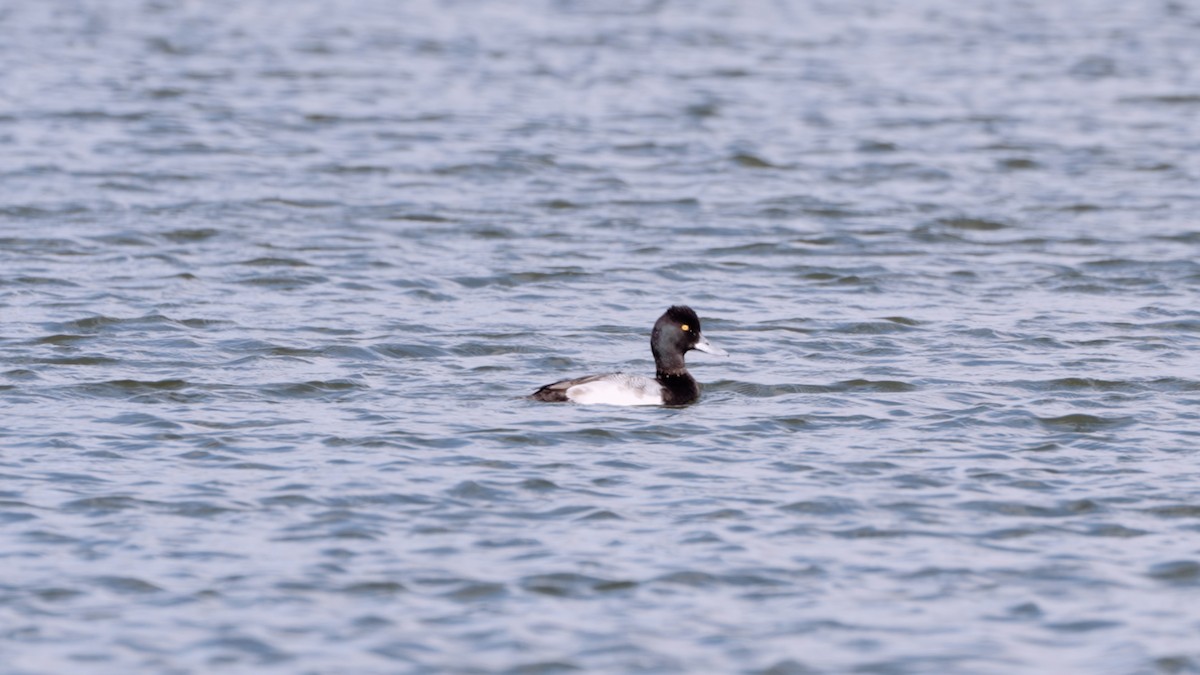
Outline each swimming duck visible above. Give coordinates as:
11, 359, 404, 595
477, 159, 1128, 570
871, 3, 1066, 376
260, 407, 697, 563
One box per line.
530, 305, 727, 406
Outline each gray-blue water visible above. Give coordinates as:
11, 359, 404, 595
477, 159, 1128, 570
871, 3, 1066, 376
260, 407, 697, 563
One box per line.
3, 1, 1200, 672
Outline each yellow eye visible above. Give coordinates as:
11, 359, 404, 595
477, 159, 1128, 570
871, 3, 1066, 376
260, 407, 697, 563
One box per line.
680, 324, 690, 332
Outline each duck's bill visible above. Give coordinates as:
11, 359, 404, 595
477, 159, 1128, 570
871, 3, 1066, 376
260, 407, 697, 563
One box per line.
693, 334, 729, 356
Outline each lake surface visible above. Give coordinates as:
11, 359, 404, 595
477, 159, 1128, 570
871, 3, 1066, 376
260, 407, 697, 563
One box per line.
3, 0, 1200, 672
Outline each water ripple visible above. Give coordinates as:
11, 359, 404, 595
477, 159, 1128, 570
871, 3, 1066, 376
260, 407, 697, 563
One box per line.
2, 0, 1199, 672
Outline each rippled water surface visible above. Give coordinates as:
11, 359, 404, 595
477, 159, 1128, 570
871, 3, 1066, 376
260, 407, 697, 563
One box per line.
3, 1, 1200, 672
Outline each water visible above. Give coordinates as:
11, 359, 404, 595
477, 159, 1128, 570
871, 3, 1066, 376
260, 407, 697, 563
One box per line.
2, 0, 1200, 672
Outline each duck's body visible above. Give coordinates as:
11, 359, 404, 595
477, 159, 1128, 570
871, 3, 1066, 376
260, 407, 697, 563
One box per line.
530, 306, 726, 406
531, 373, 669, 406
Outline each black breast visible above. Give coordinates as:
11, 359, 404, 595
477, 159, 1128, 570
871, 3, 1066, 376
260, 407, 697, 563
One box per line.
657, 372, 700, 406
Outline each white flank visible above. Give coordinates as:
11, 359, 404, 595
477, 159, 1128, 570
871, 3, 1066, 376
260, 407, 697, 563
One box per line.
565, 374, 664, 406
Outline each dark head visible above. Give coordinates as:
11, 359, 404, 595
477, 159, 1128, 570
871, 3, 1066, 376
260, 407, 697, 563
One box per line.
650, 305, 728, 375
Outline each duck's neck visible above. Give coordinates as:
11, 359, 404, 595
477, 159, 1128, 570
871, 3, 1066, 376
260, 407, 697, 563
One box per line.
651, 330, 697, 404
651, 341, 686, 375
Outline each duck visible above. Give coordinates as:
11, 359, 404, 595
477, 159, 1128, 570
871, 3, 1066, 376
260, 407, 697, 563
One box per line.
530, 305, 727, 406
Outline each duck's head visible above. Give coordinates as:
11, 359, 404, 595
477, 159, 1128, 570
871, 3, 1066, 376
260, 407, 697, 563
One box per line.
651, 305, 728, 371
